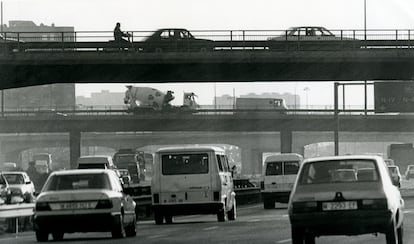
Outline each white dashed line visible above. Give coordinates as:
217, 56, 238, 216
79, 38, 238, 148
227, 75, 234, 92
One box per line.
203, 226, 218, 231
147, 234, 166, 239
276, 238, 291, 243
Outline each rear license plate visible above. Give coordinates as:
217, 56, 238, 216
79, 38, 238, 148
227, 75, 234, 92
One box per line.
322, 201, 357, 211
50, 201, 97, 210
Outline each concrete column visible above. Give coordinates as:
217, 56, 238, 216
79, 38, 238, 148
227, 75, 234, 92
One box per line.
69, 130, 81, 169
280, 130, 293, 153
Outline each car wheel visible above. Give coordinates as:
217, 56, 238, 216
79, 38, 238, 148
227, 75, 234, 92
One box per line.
291, 226, 305, 244
385, 219, 398, 244
263, 199, 274, 209
165, 215, 173, 224
217, 207, 226, 222
305, 234, 315, 244
35, 230, 49, 242
125, 216, 137, 237
111, 214, 126, 239
397, 223, 403, 244
154, 211, 163, 225
227, 199, 236, 221
52, 232, 64, 241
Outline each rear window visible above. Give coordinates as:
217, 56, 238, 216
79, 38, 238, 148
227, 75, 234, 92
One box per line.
265, 161, 300, 176
114, 155, 136, 163
299, 159, 379, 185
78, 163, 106, 169
162, 153, 209, 175
43, 173, 111, 191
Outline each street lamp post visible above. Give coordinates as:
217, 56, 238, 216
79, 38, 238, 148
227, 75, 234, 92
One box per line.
364, 0, 367, 41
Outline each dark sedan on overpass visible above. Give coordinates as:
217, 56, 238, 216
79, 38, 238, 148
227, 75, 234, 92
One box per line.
141, 28, 214, 52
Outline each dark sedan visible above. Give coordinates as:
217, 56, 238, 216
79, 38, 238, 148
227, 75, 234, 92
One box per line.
141, 28, 213, 52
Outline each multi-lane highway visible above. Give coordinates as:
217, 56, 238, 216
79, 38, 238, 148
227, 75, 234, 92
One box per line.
3, 198, 414, 244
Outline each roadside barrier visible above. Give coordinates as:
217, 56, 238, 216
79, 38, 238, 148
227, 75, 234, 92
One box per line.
0, 203, 34, 235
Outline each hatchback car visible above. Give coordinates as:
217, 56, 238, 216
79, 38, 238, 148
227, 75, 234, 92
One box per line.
141, 28, 214, 52
34, 169, 136, 241
267, 26, 360, 51
3, 172, 35, 203
405, 165, 414, 180
288, 155, 404, 244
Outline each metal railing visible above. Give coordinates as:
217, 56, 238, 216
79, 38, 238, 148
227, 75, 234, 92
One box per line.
2, 28, 414, 52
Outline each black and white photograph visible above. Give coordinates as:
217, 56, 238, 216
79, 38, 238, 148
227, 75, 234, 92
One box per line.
0, 0, 413, 243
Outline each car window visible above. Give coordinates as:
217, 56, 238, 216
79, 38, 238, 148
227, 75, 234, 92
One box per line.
4, 174, 25, 184
216, 155, 223, 172
266, 161, 282, 175
43, 173, 111, 191
78, 163, 106, 169
162, 153, 209, 175
284, 161, 300, 175
0, 175, 6, 185
299, 159, 379, 184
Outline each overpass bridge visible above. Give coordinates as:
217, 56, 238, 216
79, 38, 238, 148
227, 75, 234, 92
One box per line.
2, 29, 414, 87
1, 111, 414, 170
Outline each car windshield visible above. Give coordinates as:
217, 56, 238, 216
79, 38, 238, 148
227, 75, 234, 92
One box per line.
299, 159, 379, 184
78, 163, 106, 169
43, 173, 111, 191
114, 155, 135, 163
162, 153, 209, 175
3, 174, 25, 184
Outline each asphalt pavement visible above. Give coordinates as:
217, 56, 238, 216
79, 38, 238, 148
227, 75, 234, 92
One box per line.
2, 199, 414, 244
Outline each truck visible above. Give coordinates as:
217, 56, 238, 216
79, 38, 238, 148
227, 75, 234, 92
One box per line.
235, 97, 288, 113
112, 149, 152, 217
32, 153, 52, 174
123, 86, 199, 113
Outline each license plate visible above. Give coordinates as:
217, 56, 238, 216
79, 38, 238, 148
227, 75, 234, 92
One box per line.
322, 201, 357, 211
50, 201, 97, 210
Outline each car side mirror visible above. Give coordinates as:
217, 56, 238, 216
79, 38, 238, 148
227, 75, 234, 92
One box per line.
392, 177, 401, 188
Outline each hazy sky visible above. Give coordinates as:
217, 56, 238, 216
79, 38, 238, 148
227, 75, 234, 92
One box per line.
3, 0, 413, 106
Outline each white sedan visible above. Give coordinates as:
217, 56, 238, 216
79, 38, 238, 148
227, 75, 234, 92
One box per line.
34, 169, 136, 242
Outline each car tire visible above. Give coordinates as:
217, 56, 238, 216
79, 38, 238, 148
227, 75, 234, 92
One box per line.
165, 215, 173, 224
263, 199, 274, 209
111, 214, 126, 239
52, 232, 64, 241
125, 216, 137, 237
154, 211, 163, 225
397, 223, 403, 244
227, 199, 236, 221
217, 208, 226, 222
305, 234, 315, 244
385, 219, 398, 244
291, 226, 304, 244
35, 230, 49, 242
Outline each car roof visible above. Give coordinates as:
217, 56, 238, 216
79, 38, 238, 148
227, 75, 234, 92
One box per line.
157, 145, 225, 153
289, 26, 327, 29
303, 155, 382, 165
78, 155, 111, 159
2, 171, 27, 175
155, 28, 189, 32
50, 169, 111, 176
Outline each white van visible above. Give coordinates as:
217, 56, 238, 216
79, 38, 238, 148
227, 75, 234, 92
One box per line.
77, 155, 115, 170
151, 146, 236, 224
261, 153, 303, 209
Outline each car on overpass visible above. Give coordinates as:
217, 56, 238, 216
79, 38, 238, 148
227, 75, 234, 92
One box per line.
34, 169, 137, 241
141, 28, 214, 52
267, 26, 360, 51
288, 155, 404, 244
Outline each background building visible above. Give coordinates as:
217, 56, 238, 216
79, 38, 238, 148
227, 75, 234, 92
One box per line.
1, 21, 75, 110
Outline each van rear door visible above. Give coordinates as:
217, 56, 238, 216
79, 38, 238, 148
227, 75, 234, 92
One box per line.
264, 160, 300, 192
160, 152, 212, 204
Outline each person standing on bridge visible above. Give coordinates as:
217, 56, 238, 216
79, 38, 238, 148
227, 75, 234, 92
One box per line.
114, 22, 131, 43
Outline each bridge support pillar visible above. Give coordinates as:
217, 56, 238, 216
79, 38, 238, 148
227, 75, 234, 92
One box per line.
280, 130, 292, 153
69, 130, 81, 169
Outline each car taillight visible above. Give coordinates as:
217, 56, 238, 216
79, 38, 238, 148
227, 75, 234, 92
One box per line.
361, 199, 388, 209
292, 201, 318, 213
96, 199, 113, 209
213, 191, 220, 201
35, 202, 51, 211
153, 194, 159, 204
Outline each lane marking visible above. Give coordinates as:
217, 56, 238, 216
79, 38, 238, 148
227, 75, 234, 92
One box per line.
147, 234, 166, 239
0, 235, 33, 241
276, 238, 291, 243
203, 226, 218, 231
247, 219, 261, 223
